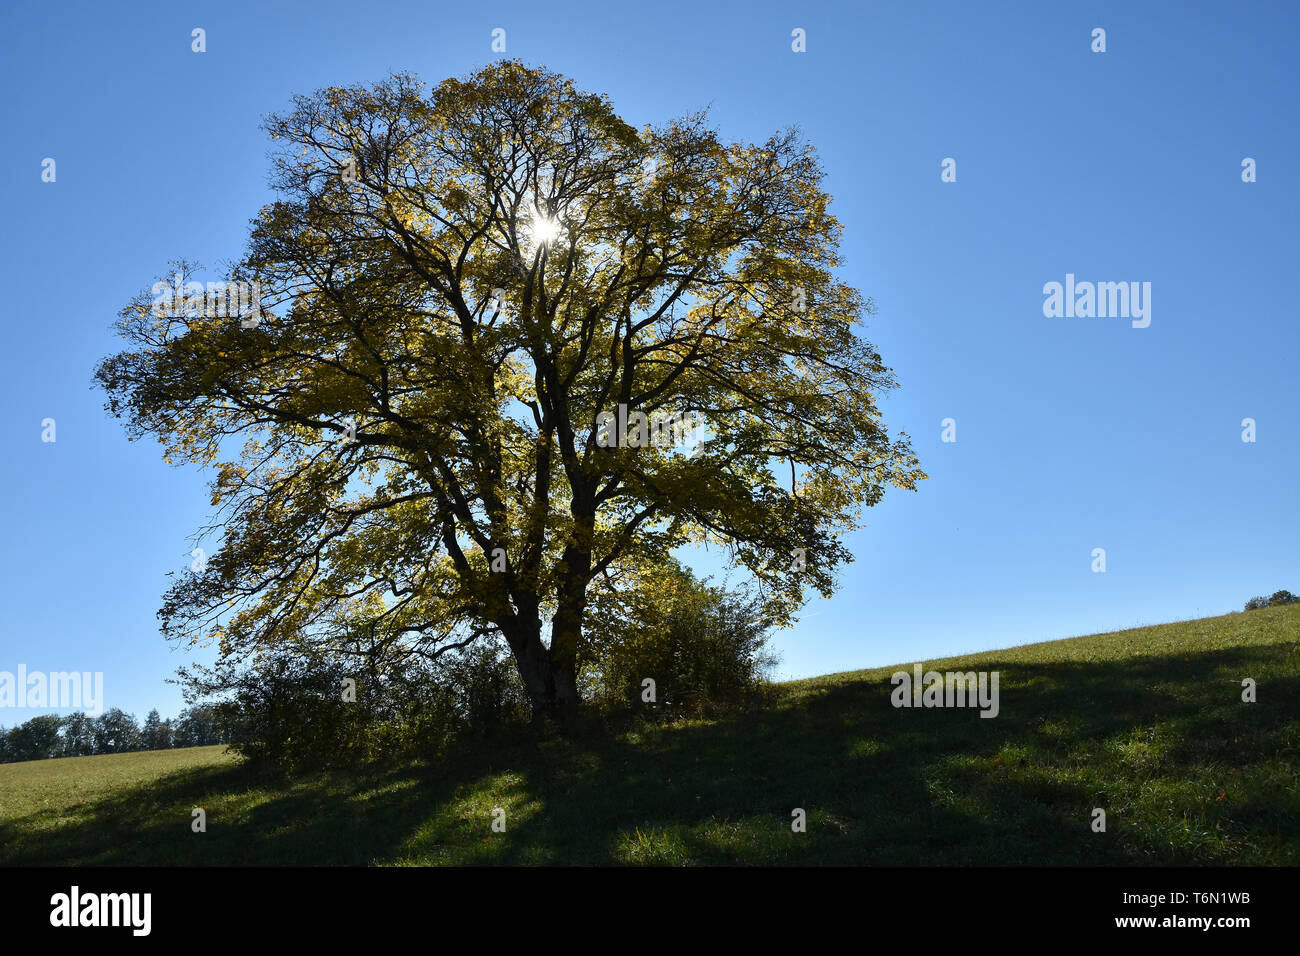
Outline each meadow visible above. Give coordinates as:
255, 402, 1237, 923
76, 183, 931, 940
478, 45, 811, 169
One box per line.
2, 604, 1297, 866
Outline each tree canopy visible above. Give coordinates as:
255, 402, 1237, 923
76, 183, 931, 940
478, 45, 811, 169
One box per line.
96, 61, 924, 716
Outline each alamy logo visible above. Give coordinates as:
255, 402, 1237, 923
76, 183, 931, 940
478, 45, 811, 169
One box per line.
0, 666, 103, 715
50, 886, 151, 936
150, 272, 263, 322
596, 404, 706, 455
1042, 274, 1151, 328
890, 664, 1000, 718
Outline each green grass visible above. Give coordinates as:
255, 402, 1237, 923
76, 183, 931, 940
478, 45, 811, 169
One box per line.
3, 604, 1298, 865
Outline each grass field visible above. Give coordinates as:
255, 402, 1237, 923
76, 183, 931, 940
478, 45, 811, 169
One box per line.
2, 604, 1298, 865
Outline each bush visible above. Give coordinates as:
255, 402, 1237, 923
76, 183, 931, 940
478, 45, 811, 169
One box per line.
587, 563, 778, 718
178, 641, 531, 774
436, 642, 532, 737
1245, 590, 1297, 611
171, 565, 774, 773
195, 655, 385, 773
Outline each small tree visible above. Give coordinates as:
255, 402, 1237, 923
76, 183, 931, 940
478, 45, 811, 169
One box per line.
92, 708, 141, 754
3, 716, 65, 762
1269, 590, 1297, 606
141, 708, 173, 750
1244, 596, 1271, 611
172, 705, 224, 746
61, 712, 97, 756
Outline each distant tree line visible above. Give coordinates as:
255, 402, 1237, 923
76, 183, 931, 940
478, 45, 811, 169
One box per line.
1244, 590, 1298, 611
0, 705, 226, 764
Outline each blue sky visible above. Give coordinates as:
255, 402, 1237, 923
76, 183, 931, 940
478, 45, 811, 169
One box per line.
1, 0, 1296, 723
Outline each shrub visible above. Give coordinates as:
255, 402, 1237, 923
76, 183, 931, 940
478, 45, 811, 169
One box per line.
198, 655, 383, 773
586, 563, 778, 718
172, 564, 773, 773
1245, 590, 1297, 611
177, 640, 530, 773
435, 643, 531, 737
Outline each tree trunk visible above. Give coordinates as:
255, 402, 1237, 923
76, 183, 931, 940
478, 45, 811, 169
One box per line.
509, 626, 579, 718
504, 539, 590, 719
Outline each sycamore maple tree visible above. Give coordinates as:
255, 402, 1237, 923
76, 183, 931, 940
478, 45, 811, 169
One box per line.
96, 62, 924, 717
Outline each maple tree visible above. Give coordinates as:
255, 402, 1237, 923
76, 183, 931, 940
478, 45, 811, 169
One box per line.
96, 62, 924, 717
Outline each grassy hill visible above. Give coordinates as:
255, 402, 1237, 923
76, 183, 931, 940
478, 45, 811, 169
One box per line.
2, 604, 1297, 865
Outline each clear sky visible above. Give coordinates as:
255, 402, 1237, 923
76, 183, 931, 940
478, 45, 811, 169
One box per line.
1, 0, 1296, 724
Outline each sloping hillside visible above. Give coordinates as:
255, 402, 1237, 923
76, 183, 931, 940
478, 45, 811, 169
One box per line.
2, 604, 1297, 865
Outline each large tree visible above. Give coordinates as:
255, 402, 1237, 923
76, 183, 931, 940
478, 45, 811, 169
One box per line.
97, 62, 924, 717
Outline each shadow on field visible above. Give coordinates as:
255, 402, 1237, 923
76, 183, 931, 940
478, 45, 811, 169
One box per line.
4, 640, 1297, 865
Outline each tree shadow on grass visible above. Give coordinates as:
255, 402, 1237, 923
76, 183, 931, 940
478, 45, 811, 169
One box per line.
0, 749, 510, 866
454, 642, 1299, 865
4, 641, 1297, 865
